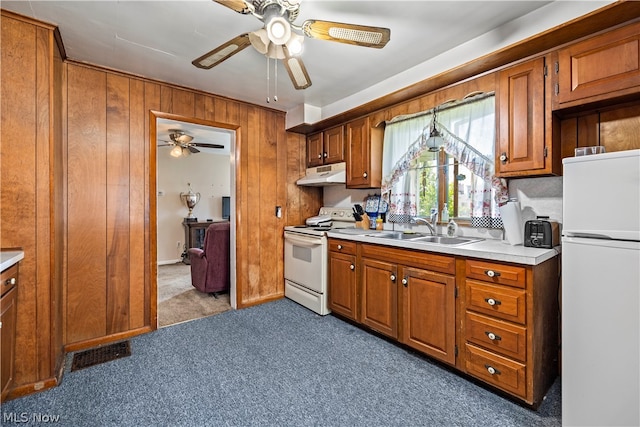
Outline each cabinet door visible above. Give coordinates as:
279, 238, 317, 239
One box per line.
400, 266, 456, 365
346, 117, 371, 187
306, 132, 323, 167
1, 286, 17, 401
497, 57, 546, 176
328, 251, 357, 321
361, 257, 398, 339
557, 22, 640, 106
324, 126, 345, 165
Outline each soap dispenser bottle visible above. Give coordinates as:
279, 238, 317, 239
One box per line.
441, 204, 449, 222
447, 219, 458, 237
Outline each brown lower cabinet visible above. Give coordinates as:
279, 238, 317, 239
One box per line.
328, 238, 559, 407
1, 264, 19, 402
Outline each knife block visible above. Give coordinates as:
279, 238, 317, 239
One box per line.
356, 214, 370, 230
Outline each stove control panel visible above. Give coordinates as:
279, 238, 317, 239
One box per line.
318, 207, 356, 223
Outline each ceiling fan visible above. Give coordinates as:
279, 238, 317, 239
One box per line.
192, 0, 391, 91
158, 129, 224, 157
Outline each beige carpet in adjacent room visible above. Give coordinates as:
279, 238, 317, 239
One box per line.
157, 263, 231, 327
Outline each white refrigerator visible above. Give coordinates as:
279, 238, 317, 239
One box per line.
562, 149, 640, 426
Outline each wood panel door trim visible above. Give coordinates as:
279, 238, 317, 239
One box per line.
149, 111, 239, 329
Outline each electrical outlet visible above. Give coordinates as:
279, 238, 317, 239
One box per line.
176, 241, 181, 248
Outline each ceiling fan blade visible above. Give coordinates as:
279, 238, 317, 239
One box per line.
213, 0, 251, 14
282, 48, 312, 90
192, 33, 252, 69
187, 146, 201, 154
157, 143, 174, 147
193, 143, 225, 149
302, 20, 391, 49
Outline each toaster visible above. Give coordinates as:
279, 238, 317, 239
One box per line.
524, 217, 560, 249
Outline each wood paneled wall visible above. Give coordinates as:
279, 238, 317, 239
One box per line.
1, 12, 65, 396
63, 62, 321, 348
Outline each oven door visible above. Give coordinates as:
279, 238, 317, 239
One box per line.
284, 231, 326, 293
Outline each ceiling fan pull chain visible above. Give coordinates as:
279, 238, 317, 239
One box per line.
274, 58, 278, 102
266, 55, 270, 103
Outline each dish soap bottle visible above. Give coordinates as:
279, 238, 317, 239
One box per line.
441, 204, 449, 223
447, 219, 458, 237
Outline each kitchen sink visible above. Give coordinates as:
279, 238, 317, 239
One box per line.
411, 236, 483, 245
372, 231, 430, 240
372, 231, 482, 246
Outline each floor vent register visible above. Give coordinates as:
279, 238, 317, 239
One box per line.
71, 341, 131, 371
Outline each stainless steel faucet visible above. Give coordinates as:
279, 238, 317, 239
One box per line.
412, 213, 438, 235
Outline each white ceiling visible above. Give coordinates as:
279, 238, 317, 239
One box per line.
2, 0, 613, 127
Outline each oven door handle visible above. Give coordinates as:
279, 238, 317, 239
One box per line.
284, 233, 323, 247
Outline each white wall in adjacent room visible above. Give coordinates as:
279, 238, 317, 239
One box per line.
157, 149, 231, 264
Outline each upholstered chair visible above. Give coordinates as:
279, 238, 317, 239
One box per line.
187, 221, 230, 295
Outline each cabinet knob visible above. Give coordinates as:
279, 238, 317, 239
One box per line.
363, 172, 368, 178
350, 264, 355, 270
401, 278, 408, 286
484, 364, 501, 375
317, 154, 322, 159
5, 277, 16, 286
499, 152, 508, 164
337, 244, 342, 250
484, 297, 502, 306
485, 331, 502, 341
390, 274, 396, 282
484, 270, 501, 278
323, 152, 328, 158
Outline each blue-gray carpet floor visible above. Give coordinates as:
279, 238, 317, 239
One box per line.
1, 299, 560, 426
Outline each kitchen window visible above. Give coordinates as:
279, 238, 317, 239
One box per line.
381, 93, 506, 227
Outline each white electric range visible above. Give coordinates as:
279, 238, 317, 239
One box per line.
283, 207, 358, 315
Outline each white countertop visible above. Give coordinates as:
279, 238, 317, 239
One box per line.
1, 250, 25, 272
326, 230, 559, 265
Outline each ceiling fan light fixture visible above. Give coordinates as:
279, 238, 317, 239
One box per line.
249, 29, 270, 55
266, 16, 291, 45
285, 32, 304, 56
267, 43, 285, 60
170, 146, 183, 157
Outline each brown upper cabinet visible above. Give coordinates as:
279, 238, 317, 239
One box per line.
556, 21, 640, 109
306, 125, 344, 167
496, 57, 561, 177
345, 116, 384, 188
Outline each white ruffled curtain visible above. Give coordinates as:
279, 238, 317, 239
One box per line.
381, 94, 508, 226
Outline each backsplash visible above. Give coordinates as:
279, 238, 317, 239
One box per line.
508, 176, 563, 224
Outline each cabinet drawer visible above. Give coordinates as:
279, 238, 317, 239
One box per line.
465, 312, 527, 362
329, 239, 357, 255
465, 343, 526, 399
466, 280, 526, 324
466, 259, 526, 289
1, 264, 18, 297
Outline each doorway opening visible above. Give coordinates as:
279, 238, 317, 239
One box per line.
151, 112, 237, 328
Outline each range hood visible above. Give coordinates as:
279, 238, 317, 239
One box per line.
296, 162, 346, 186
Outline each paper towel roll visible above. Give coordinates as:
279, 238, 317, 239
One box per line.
499, 201, 524, 245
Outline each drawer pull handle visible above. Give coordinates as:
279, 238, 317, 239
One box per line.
337, 244, 342, 250
485, 364, 501, 375
350, 264, 355, 270
5, 277, 16, 286
484, 298, 501, 306
485, 331, 502, 341
484, 270, 501, 278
